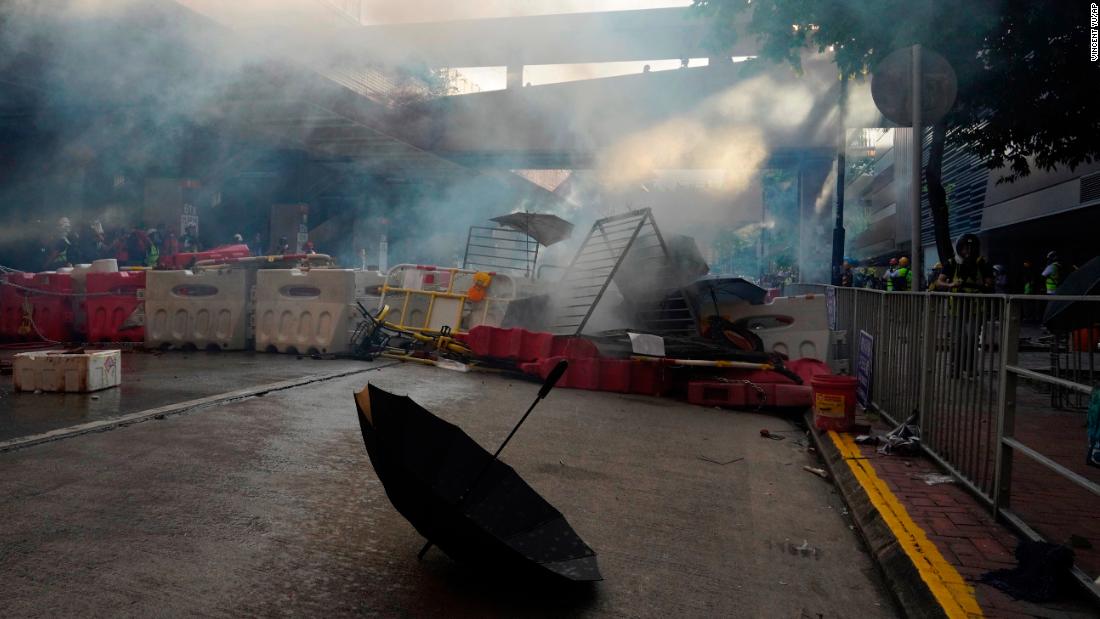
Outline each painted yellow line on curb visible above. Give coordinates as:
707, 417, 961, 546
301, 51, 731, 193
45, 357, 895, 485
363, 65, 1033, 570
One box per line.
830, 431, 983, 619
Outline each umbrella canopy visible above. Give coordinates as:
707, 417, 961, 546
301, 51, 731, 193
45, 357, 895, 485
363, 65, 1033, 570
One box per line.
1043, 256, 1100, 332
685, 276, 768, 310
489, 212, 574, 247
354, 384, 601, 582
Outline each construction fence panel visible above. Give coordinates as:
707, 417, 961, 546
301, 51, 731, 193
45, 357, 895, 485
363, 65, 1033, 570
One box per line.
918, 292, 1006, 503
997, 294, 1100, 595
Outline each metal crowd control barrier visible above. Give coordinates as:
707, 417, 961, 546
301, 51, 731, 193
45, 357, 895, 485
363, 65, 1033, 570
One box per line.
816, 285, 1100, 599
379, 264, 517, 334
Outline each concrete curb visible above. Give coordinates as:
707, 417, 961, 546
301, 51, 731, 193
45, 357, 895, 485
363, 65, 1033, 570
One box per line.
0, 363, 397, 453
806, 412, 950, 619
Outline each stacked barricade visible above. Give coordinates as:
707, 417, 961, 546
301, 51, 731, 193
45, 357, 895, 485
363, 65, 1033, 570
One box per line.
0, 272, 75, 342
726, 294, 839, 362
157, 244, 251, 270
254, 269, 357, 355
86, 271, 146, 343
380, 264, 517, 334
145, 268, 254, 350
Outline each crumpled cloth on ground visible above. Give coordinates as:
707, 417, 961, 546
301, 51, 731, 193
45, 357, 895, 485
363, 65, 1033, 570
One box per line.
981, 541, 1075, 603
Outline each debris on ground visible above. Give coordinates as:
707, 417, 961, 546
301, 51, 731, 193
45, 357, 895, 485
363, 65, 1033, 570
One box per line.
981, 541, 1075, 603
877, 413, 921, 456
759, 429, 786, 441
697, 455, 744, 466
802, 465, 830, 480
920, 473, 956, 485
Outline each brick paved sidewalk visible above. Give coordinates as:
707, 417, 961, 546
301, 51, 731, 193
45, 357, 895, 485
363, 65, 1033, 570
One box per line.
848, 421, 1097, 618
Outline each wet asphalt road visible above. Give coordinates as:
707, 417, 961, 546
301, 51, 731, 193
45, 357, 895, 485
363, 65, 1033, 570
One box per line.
0, 351, 366, 441
0, 359, 898, 617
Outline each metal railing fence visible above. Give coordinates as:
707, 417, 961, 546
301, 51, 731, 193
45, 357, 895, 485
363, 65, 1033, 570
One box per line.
785, 283, 1100, 600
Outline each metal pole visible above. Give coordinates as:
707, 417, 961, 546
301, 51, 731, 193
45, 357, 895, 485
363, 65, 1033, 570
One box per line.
832, 75, 849, 285
910, 45, 923, 286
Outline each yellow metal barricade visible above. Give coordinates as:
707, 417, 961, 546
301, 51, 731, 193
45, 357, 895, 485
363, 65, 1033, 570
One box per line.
379, 264, 516, 334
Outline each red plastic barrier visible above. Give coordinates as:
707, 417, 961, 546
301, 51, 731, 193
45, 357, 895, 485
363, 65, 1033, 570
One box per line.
521, 356, 671, 397
550, 336, 600, 359
463, 326, 553, 362
687, 381, 811, 409
628, 361, 670, 397
86, 271, 146, 342
157, 244, 251, 270
597, 359, 632, 393
785, 358, 833, 384
0, 272, 75, 342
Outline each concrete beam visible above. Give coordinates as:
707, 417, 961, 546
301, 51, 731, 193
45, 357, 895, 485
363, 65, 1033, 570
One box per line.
344, 8, 754, 68
397, 56, 845, 170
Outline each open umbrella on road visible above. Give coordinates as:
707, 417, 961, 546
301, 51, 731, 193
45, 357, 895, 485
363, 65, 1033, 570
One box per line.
353, 361, 601, 583
1043, 256, 1100, 332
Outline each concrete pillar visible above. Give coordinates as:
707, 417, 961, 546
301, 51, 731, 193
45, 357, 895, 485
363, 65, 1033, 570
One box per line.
506, 64, 524, 89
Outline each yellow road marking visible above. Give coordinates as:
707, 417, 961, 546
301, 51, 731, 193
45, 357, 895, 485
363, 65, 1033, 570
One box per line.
830, 431, 984, 618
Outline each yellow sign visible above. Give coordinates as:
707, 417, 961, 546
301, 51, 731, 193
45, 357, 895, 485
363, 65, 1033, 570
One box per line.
815, 393, 846, 418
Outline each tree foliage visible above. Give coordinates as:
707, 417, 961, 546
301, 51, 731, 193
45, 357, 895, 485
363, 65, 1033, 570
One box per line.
693, 0, 1100, 181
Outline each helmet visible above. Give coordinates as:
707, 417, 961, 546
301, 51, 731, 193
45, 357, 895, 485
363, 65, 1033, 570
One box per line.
889, 258, 898, 266
1046, 250, 1058, 262
993, 264, 1005, 273
956, 233, 980, 255
899, 257, 909, 267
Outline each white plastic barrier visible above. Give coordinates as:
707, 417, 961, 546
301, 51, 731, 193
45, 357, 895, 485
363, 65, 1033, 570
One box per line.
726, 294, 836, 362
254, 269, 357, 354
145, 269, 253, 350
354, 270, 386, 313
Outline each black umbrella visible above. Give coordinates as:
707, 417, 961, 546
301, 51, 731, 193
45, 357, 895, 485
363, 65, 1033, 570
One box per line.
684, 276, 768, 310
353, 361, 601, 583
490, 212, 574, 247
1043, 256, 1100, 332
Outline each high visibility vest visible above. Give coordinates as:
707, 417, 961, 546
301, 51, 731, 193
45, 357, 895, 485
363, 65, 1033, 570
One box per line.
896, 267, 912, 291
949, 258, 988, 294
1045, 263, 1062, 293
145, 244, 160, 268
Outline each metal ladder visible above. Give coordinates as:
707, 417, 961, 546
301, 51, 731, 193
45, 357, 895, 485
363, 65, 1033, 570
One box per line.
548, 209, 697, 337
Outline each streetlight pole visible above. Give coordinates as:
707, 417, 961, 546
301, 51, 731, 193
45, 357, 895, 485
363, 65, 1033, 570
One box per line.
910, 45, 923, 286
831, 74, 849, 285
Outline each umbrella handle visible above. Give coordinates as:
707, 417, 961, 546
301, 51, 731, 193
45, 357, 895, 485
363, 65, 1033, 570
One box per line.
496, 360, 568, 458
538, 359, 569, 400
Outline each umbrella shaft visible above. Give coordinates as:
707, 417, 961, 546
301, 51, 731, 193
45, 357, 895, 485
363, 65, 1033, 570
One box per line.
417, 540, 433, 560
459, 397, 540, 503
494, 397, 539, 458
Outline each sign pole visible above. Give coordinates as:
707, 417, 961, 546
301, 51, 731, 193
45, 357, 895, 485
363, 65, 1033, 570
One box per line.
910, 45, 923, 287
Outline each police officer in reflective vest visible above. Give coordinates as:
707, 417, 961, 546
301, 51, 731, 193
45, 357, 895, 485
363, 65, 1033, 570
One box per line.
937, 234, 993, 294
1041, 251, 1065, 295
885, 258, 899, 290
937, 234, 993, 377
892, 256, 913, 291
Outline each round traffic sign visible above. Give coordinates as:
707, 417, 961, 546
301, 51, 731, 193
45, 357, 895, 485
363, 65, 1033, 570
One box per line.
871, 46, 957, 126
